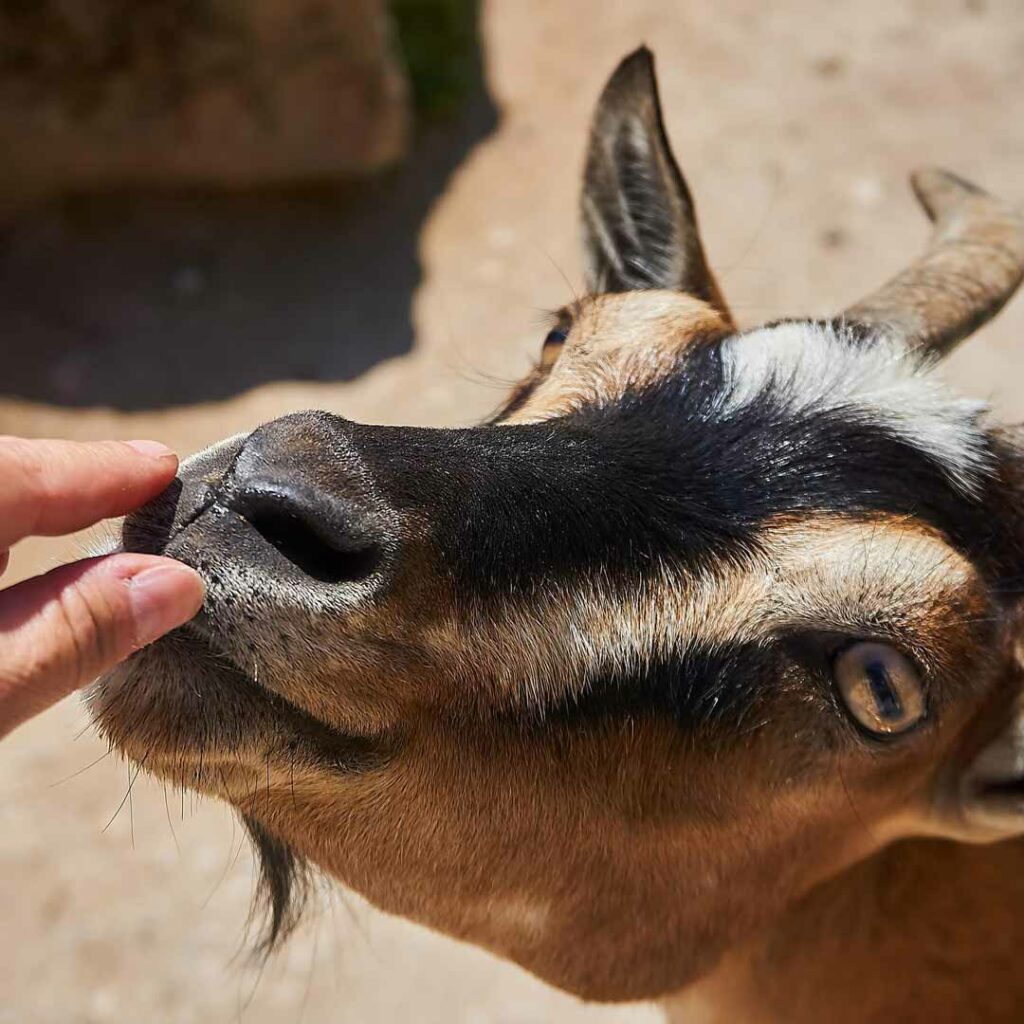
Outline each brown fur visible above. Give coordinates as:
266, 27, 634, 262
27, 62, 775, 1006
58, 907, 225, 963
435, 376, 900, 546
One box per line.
668, 835, 1024, 1022
502, 292, 730, 424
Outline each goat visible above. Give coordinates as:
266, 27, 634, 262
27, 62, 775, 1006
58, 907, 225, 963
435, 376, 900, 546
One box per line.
90, 48, 1024, 1022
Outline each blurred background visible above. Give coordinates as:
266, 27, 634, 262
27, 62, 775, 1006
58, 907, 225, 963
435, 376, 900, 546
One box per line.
2, 1, 1023, 1021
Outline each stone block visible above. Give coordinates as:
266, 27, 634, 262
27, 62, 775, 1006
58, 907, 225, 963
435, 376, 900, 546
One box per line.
0, 0, 409, 202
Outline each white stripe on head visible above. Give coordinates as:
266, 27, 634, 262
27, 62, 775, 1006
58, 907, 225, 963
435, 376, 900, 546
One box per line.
719, 321, 992, 494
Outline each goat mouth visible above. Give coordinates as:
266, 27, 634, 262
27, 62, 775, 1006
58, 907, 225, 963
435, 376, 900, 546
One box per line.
88, 625, 380, 788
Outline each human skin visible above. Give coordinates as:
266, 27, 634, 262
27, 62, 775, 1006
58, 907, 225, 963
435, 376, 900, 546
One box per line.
0, 437, 205, 739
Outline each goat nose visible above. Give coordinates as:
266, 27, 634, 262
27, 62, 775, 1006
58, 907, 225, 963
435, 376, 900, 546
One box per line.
223, 413, 391, 586
226, 484, 385, 584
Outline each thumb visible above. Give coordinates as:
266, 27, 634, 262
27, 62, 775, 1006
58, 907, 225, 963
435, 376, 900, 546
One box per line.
0, 554, 205, 738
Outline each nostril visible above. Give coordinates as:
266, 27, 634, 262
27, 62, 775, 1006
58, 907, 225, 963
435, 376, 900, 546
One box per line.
229, 487, 383, 585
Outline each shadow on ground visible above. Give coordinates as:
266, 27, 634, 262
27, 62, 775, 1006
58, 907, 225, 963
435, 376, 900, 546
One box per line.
0, 15, 497, 411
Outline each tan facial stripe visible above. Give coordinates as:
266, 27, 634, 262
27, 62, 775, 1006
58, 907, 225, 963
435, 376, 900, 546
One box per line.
503, 291, 730, 425
425, 517, 976, 711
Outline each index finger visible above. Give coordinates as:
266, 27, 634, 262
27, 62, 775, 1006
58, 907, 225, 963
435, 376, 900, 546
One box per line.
0, 438, 179, 550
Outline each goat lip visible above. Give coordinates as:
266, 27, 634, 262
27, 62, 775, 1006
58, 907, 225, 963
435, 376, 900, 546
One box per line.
89, 624, 379, 780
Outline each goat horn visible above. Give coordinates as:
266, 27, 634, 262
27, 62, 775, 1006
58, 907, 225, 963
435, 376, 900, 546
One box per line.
843, 168, 1024, 356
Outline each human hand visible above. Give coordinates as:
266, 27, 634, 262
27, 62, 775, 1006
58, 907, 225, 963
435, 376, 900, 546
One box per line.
0, 437, 205, 739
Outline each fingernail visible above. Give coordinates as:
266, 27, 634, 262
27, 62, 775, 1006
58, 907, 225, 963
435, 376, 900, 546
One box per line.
127, 563, 206, 647
123, 439, 177, 461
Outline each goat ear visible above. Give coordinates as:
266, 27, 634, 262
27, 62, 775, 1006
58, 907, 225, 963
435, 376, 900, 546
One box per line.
580, 48, 732, 320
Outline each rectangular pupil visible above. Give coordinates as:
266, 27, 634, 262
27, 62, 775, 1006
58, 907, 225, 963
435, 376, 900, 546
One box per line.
866, 662, 903, 720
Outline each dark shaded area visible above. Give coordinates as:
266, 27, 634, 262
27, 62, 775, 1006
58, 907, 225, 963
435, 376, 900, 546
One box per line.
392, 0, 478, 119
0, 3, 497, 410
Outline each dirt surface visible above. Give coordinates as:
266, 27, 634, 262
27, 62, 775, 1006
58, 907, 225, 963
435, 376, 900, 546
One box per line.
3, 1, 1024, 1021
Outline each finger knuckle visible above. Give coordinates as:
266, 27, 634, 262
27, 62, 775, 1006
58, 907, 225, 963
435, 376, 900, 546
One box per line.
52, 579, 120, 684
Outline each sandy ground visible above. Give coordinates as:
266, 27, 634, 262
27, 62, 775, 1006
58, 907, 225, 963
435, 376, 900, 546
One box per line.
2, 0, 1024, 1021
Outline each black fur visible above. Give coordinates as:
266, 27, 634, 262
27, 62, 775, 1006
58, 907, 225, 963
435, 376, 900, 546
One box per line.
540, 641, 783, 734
348, 338, 1011, 602
244, 814, 310, 953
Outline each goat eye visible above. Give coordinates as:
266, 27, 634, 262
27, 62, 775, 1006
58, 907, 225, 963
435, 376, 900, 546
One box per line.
833, 642, 925, 736
540, 326, 568, 368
